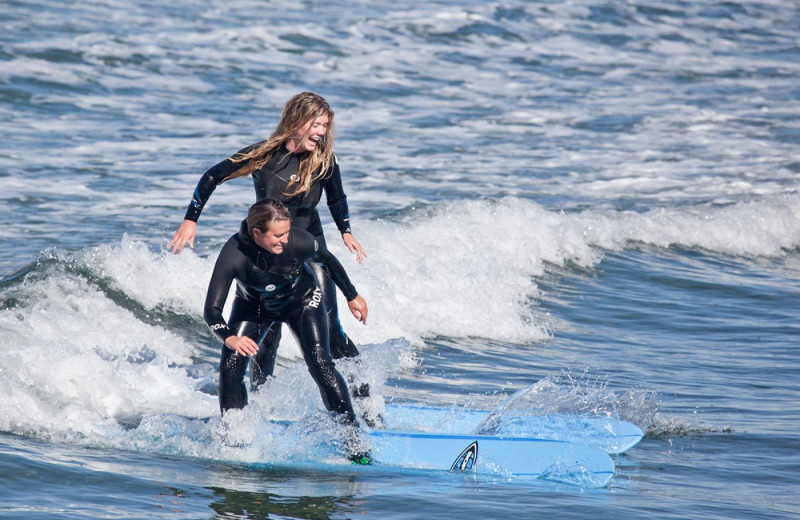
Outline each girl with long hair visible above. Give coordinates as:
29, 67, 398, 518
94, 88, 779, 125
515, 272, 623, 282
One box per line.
170, 92, 365, 364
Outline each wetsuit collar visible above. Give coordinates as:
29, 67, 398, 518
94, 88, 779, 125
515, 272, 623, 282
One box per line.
282, 141, 309, 158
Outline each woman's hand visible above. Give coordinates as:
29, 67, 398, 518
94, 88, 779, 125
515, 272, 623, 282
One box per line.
224, 335, 259, 357
168, 220, 197, 254
342, 233, 366, 264
348, 294, 368, 325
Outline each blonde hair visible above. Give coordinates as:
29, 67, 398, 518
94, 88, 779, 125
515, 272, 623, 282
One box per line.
226, 92, 336, 197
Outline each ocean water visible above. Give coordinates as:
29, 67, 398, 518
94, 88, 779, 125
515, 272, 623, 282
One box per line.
2, 0, 800, 518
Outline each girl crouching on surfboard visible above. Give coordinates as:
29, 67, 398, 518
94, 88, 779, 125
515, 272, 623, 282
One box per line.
203, 198, 370, 463
170, 92, 365, 367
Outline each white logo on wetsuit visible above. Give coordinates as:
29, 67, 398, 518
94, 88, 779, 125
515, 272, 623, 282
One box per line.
265, 284, 276, 292
308, 288, 323, 308
210, 324, 229, 332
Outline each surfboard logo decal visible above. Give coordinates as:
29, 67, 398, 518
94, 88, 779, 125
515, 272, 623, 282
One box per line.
450, 441, 478, 471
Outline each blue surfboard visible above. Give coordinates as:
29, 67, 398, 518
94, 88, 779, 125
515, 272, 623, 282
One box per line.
367, 428, 615, 487
179, 410, 618, 487
381, 403, 644, 454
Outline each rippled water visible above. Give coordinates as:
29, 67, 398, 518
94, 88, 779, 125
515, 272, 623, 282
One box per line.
2, 1, 799, 518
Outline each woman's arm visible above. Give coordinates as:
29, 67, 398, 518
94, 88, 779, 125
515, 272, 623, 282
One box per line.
169, 158, 240, 253
312, 239, 358, 301
169, 141, 260, 254
203, 238, 261, 356
322, 154, 366, 263
311, 238, 368, 324
169, 159, 239, 253
202, 237, 239, 342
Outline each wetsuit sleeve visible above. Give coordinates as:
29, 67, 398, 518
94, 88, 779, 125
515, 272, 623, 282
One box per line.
322, 154, 352, 235
312, 238, 358, 301
183, 159, 241, 222
182, 141, 263, 222
203, 236, 240, 343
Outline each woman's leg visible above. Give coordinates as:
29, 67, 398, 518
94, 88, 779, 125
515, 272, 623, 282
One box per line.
219, 300, 275, 414
249, 323, 280, 390
287, 290, 357, 422
218, 323, 252, 414
287, 292, 371, 462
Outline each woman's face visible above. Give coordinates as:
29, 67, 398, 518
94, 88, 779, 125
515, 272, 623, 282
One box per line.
288, 113, 329, 153
252, 219, 291, 254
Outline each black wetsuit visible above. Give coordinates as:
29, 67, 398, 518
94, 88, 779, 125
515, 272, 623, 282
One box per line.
184, 142, 359, 361
204, 220, 358, 421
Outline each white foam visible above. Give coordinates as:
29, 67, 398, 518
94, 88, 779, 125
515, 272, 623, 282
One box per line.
26, 192, 798, 357
322, 194, 800, 347
0, 260, 217, 442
